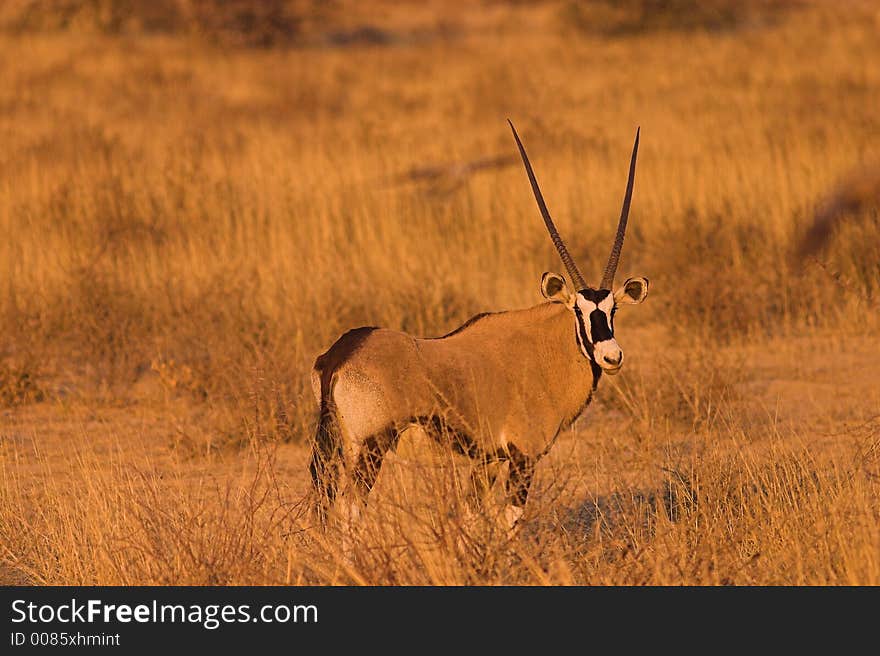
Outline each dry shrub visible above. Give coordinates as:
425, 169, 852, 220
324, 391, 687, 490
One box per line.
0, 441, 301, 585
0, 0, 303, 46
603, 341, 746, 436
561, 440, 879, 584
562, 0, 799, 35
644, 212, 858, 343
0, 359, 45, 407
1, 0, 185, 33
650, 214, 790, 340
112, 458, 295, 585
808, 205, 880, 308
183, 0, 303, 48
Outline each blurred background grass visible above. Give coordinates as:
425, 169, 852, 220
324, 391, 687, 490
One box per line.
0, 0, 878, 442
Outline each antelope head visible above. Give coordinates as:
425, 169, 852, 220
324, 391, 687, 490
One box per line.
509, 120, 649, 375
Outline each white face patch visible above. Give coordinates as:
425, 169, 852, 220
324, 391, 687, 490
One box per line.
598, 294, 614, 332
593, 339, 623, 373
575, 297, 597, 343
574, 292, 623, 371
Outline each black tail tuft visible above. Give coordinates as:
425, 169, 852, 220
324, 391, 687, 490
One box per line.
309, 379, 342, 527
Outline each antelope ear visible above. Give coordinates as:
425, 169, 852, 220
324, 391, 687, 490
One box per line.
541, 272, 574, 307
614, 276, 649, 305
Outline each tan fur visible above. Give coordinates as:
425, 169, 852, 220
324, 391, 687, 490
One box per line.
326, 301, 593, 459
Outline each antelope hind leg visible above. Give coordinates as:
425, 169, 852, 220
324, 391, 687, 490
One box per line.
503, 449, 535, 531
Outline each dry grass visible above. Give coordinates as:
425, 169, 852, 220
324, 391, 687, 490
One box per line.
0, 1, 878, 585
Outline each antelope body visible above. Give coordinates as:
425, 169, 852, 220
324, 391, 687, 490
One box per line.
310, 122, 650, 528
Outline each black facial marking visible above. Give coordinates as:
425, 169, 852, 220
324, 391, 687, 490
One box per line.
590, 309, 613, 342
573, 289, 615, 357
590, 359, 602, 389
577, 288, 612, 302
572, 304, 594, 358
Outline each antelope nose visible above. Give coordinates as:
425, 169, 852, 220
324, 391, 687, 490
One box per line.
604, 352, 622, 366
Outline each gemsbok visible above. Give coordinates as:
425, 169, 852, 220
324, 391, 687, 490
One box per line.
310, 121, 649, 529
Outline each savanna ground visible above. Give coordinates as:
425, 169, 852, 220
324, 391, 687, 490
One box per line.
1, 0, 879, 585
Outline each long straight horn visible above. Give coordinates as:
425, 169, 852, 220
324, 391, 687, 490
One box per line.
599, 127, 640, 291
508, 120, 588, 291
